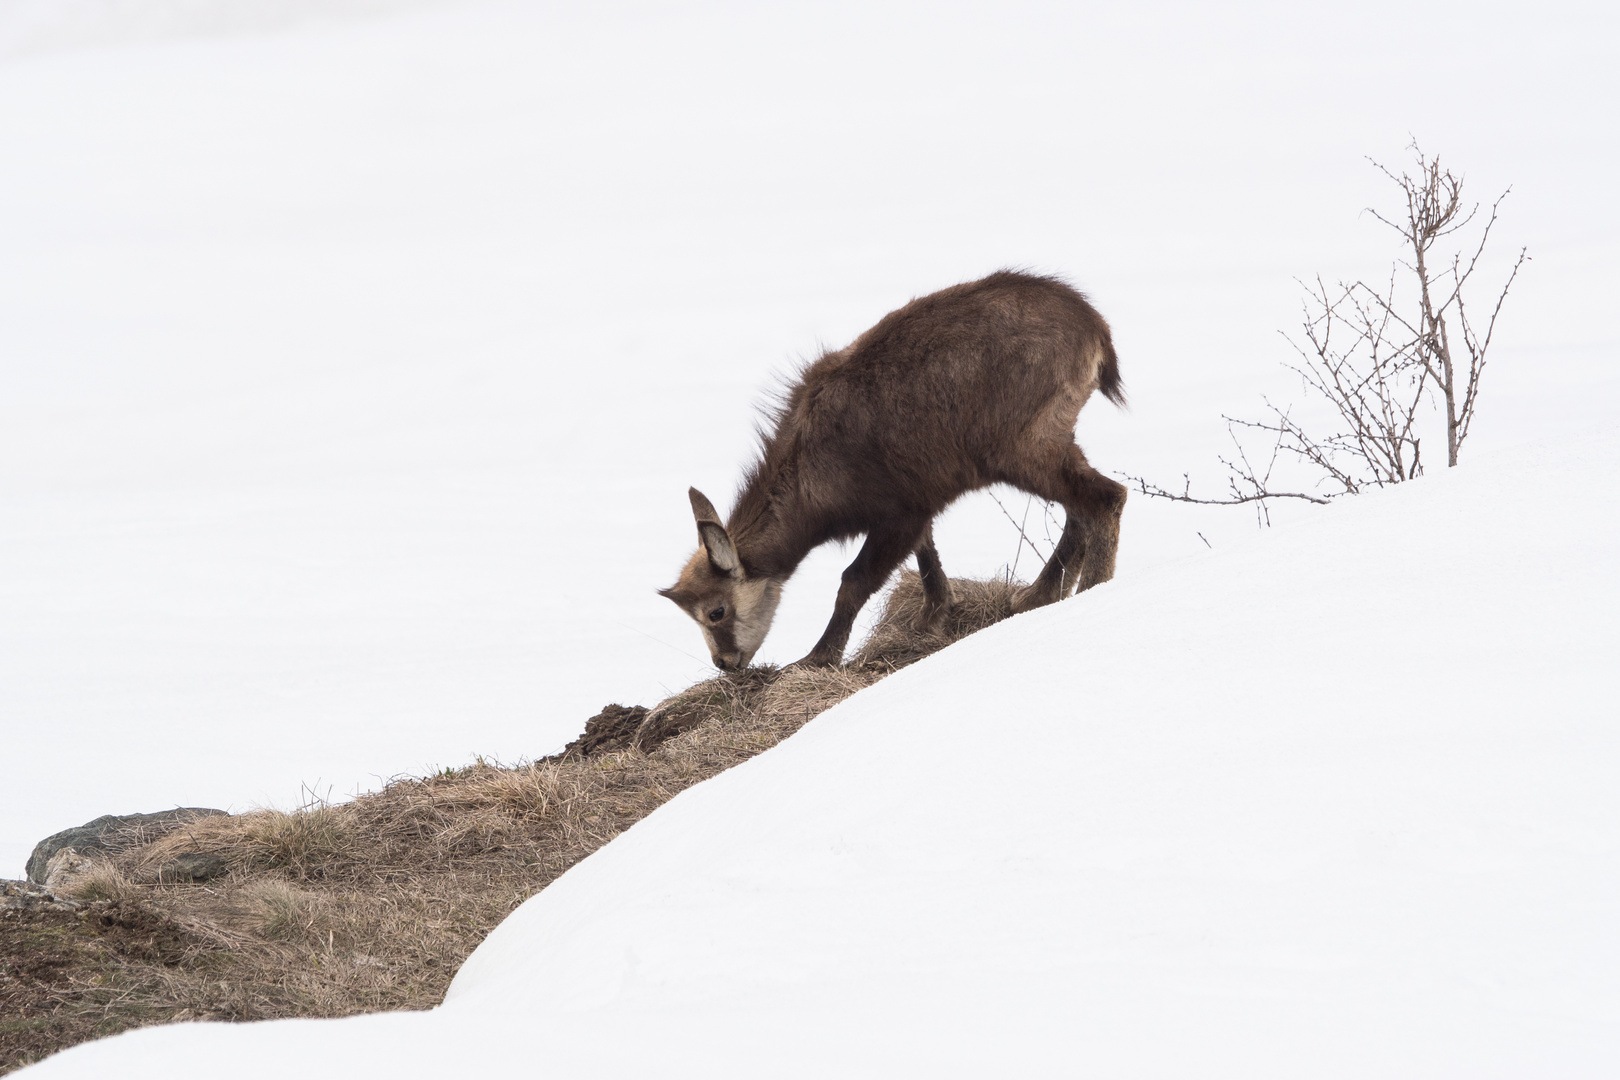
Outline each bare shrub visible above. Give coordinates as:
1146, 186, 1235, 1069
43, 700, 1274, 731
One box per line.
1127, 143, 1527, 524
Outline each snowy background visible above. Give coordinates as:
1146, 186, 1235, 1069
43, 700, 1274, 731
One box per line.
2, 0, 1616, 887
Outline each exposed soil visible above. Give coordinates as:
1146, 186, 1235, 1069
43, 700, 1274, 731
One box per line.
1, 571, 1020, 1074
1, 899, 217, 1069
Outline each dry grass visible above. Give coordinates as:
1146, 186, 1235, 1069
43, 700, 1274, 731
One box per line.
852, 569, 1021, 668
2, 571, 1021, 1074
56, 863, 136, 904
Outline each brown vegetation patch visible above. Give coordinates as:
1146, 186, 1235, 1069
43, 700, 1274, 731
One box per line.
2, 571, 1020, 1074
0, 897, 211, 1070
852, 570, 1019, 668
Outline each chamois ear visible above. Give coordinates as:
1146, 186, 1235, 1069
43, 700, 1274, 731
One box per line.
687, 487, 740, 575
688, 487, 722, 525
658, 585, 688, 605
697, 520, 740, 576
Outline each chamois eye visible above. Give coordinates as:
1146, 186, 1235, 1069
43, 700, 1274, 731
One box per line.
708, 606, 726, 622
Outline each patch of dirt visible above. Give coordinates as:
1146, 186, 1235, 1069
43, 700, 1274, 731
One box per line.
83, 900, 197, 967
0, 899, 209, 1072
548, 703, 649, 759
3, 571, 1021, 1074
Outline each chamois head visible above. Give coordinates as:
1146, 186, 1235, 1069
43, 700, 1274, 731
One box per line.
660, 488, 782, 671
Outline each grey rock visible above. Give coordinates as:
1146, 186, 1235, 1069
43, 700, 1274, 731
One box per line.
42, 847, 96, 894
1, 878, 80, 913
27, 808, 226, 884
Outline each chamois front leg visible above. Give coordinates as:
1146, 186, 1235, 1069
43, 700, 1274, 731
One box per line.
795, 522, 928, 668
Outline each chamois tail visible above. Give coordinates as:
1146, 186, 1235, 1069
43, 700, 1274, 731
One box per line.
1097, 334, 1126, 407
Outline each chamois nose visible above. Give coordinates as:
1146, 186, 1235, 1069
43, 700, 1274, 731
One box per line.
713, 652, 742, 672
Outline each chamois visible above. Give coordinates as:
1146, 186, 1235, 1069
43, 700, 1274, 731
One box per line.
661, 270, 1127, 670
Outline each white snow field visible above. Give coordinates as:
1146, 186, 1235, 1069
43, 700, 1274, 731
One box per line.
25, 427, 1620, 1075
3, 0, 1617, 878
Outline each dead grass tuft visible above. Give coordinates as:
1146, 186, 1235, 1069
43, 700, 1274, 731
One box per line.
3, 571, 1023, 1075
853, 568, 1021, 668
120, 806, 353, 884
236, 880, 325, 944
56, 863, 135, 904
234, 808, 355, 878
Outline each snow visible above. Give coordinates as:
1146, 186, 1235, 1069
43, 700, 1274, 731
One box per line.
3, 0, 1620, 1069
24, 424, 1620, 1075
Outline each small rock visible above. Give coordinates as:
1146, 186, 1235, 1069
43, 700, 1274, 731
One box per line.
27, 808, 226, 884
43, 847, 96, 894
0, 878, 80, 913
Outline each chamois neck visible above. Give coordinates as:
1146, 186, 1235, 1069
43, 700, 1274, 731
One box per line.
726, 450, 816, 580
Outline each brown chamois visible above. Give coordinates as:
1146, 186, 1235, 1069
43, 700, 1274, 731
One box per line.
661, 270, 1127, 670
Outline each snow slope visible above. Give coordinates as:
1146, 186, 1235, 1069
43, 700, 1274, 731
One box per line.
3, 0, 1618, 877
27, 428, 1620, 1075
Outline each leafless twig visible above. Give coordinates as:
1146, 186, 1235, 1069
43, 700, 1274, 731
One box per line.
989, 489, 1049, 571
1127, 142, 1525, 526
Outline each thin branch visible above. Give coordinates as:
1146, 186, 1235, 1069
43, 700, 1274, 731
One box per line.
988, 489, 1048, 568
1121, 471, 1330, 507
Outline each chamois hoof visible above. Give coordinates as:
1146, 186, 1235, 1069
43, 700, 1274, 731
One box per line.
788, 651, 841, 670
913, 602, 951, 635
1010, 583, 1058, 615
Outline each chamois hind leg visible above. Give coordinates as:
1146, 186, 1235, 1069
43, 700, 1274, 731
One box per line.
796, 517, 931, 668
1007, 443, 1126, 614
1069, 453, 1126, 593
913, 523, 954, 633
1013, 516, 1081, 614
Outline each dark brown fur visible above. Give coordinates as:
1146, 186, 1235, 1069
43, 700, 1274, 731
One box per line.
662, 270, 1127, 669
